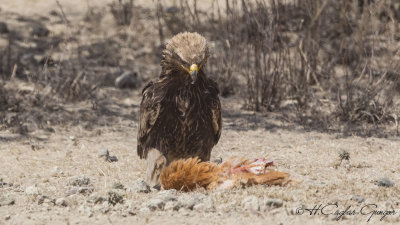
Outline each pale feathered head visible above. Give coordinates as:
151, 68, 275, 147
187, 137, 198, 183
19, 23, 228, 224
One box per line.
162, 32, 210, 84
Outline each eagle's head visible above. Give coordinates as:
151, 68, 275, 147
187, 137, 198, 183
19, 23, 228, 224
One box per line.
162, 32, 210, 84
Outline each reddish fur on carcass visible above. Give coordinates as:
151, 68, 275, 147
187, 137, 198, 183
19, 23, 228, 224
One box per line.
160, 157, 290, 191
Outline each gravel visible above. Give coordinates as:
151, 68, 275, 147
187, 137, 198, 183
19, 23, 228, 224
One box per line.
107, 190, 124, 205
350, 195, 365, 203
0, 195, 15, 206
68, 175, 91, 187
115, 71, 140, 89
88, 193, 106, 204
130, 179, 151, 193
56, 198, 68, 207
241, 195, 260, 211
25, 185, 40, 196
376, 178, 394, 187
264, 198, 283, 208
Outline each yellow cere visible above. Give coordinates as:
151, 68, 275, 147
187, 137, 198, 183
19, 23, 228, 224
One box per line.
189, 64, 198, 73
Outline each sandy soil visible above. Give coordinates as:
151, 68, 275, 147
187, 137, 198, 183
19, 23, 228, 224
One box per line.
0, 1, 400, 225
1, 87, 399, 225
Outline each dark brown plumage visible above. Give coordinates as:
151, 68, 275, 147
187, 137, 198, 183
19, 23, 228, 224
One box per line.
137, 32, 222, 186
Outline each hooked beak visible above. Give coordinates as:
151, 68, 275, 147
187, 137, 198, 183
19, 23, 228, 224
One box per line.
189, 64, 198, 84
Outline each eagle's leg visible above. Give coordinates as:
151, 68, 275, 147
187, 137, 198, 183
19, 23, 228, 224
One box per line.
146, 148, 167, 187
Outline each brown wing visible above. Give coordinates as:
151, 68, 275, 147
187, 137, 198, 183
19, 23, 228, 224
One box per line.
207, 78, 222, 144
137, 81, 161, 159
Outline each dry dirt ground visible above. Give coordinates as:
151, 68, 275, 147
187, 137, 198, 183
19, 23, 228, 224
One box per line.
1, 1, 400, 225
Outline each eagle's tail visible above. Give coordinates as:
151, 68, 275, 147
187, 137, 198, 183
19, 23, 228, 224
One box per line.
160, 157, 290, 191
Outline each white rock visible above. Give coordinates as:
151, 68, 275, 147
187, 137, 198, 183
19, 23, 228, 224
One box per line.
264, 198, 283, 208
164, 201, 180, 211
130, 179, 151, 193
25, 185, 40, 196
241, 195, 260, 211
56, 198, 68, 207
145, 198, 165, 211
51, 166, 63, 177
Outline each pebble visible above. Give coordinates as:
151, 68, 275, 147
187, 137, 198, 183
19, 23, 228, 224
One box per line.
351, 195, 365, 203
37, 195, 53, 205
177, 193, 206, 210
115, 71, 140, 89
242, 195, 260, 211
68, 175, 91, 186
0, 22, 8, 34
139, 207, 150, 213
107, 190, 124, 205
145, 198, 165, 211
164, 201, 180, 211
88, 193, 106, 204
97, 149, 109, 158
155, 190, 177, 202
5, 215, 11, 220
106, 155, 118, 162
56, 198, 68, 207
67, 187, 94, 196
31, 23, 49, 37
112, 182, 125, 190
376, 178, 394, 187
51, 166, 63, 177
130, 179, 151, 193
264, 198, 283, 208
97, 149, 118, 162
0, 195, 15, 206
25, 185, 40, 196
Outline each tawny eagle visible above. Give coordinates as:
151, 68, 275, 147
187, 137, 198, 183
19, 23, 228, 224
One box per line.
137, 32, 222, 186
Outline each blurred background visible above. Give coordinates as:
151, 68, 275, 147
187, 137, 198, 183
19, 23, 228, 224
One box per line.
1, 0, 400, 137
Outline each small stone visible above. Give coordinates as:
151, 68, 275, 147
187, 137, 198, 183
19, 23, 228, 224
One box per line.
31, 23, 49, 37
376, 178, 394, 187
25, 185, 40, 196
107, 190, 124, 205
264, 198, 283, 208
212, 157, 223, 164
115, 71, 140, 89
51, 166, 63, 177
5, 215, 11, 220
67, 186, 94, 196
164, 201, 180, 211
78, 204, 92, 216
112, 182, 125, 190
350, 195, 365, 203
106, 155, 118, 162
0, 195, 15, 206
178, 193, 206, 210
37, 195, 53, 205
68, 175, 90, 186
145, 198, 165, 211
139, 207, 150, 213
242, 195, 260, 211
193, 203, 206, 211
178, 207, 190, 216
156, 190, 177, 202
130, 179, 151, 193
0, 22, 8, 34
56, 198, 68, 207
88, 193, 106, 204
166, 6, 179, 14
97, 149, 109, 158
